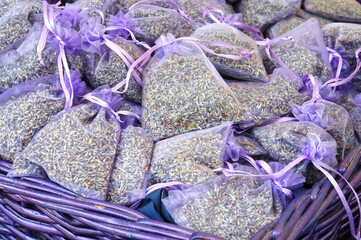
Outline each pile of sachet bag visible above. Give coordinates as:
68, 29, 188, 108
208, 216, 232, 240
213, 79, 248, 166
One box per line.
0, 0, 360, 239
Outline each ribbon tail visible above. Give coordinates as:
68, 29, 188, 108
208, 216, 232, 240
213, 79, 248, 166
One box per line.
59, 45, 74, 108
57, 53, 71, 110
313, 162, 358, 239
37, 26, 49, 66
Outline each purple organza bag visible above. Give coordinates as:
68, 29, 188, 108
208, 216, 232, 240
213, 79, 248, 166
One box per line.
0, 72, 86, 164
74, 0, 109, 16
262, 18, 332, 82
175, 0, 233, 24
190, 23, 269, 82
125, 4, 195, 44
0, 2, 41, 51
292, 99, 356, 161
105, 0, 172, 15
142, 34, 254, 141
236, 0, 301, 31
265, 16, 305, 39
303, 0, 361, 23
0, 23, 83, 93
81, 15, 145, 104
322, 23, 361, 91
338, 89, 361, 140
162, 172, 282, 240
11, 86, 122, 200
107, 126, 153, 206
251, 121, 338, 185
148, 122, 238, 186
227, 67, 310, 125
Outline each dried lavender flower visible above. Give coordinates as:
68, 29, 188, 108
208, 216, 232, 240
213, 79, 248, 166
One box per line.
266, 16, 305, 39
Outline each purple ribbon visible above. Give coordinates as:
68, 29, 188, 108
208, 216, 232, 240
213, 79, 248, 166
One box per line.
202, 7, 264, 40
327, 47, 343, 79
323, 48, 361, 88
112, 33, 255, 93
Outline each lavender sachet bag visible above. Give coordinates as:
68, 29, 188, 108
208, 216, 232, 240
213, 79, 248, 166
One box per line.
0, 71, 86, 164
107, 126, 153, 206
251, 120, 338, 185
12, 86, 122, 200
262, 18, 332, 82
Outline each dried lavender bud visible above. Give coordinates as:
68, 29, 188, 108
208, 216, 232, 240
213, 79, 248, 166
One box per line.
303, 0, 361, 23
18, 104, 120, 200
236, 0, 302, 31
0, 2, 41, 52
228, 68, 310, 125
125, 5, 195, 44
251, 121, 338, 184
337, 92, 361, 140
143, 41, 254, 140
107, 126, 153, 206
235, 134, 268, 156
296, 9, 333, 27
163, 175, 280, 240
85, 39, 144, 104
191, 23, 269, 82
148, 123, 234, 185
0, 78, 64, 162
74, 0, 108, 15
176, 0, 233, 24
266, 16, 305, 39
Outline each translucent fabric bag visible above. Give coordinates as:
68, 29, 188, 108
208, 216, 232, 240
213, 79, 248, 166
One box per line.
148, 122, 236, 185
0, 2, 41, 51
266, 16, 305, 39
263, 18, 332, 82
338, 90, 361, 140
303, 0, 361, 23
13, 86, 122, 200
235, 134, 267, 157
175, 0, 233, 24
322, 23, 361, 89
0, 0, 39, 18
107, 126, 153, 206
236, 0, 302, 31
190, 23, 268, 82
125, 4, 195, 44
292, 100, 356, 160
74, 0, 109, 16
0, 72, 86, 163
84, 38, 144, 104
251, 121, 338, 184
296, 9, 333, 27
0, 23, 83, 93
142, 36, 253, 140
228, 67, 310, 125
105, 0, 171, 15
162, 173, 281, 240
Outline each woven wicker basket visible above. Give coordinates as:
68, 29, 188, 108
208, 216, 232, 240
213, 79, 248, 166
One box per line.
0, 145, 360, 239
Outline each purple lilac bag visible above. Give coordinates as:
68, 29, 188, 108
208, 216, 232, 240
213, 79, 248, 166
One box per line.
107, 126, 153, 206
162, 172, 282, 240
105, 0, 172, 15
142, 34, 254, 141
228, 67, 310, 125
190, 23, 269, 82
117, 100, 142, 129
148, 122, 238, 186
0, 72, 86, 164
12, 86, 122, 200
251, 121, 338, 185
262, 18, 332, 82
125, 4, 195, 44
234, 134, 267, 157
303, 0, 361, 23
338, 89, 361, 140
236, 0, 301, 31
292, 99, 356, 161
